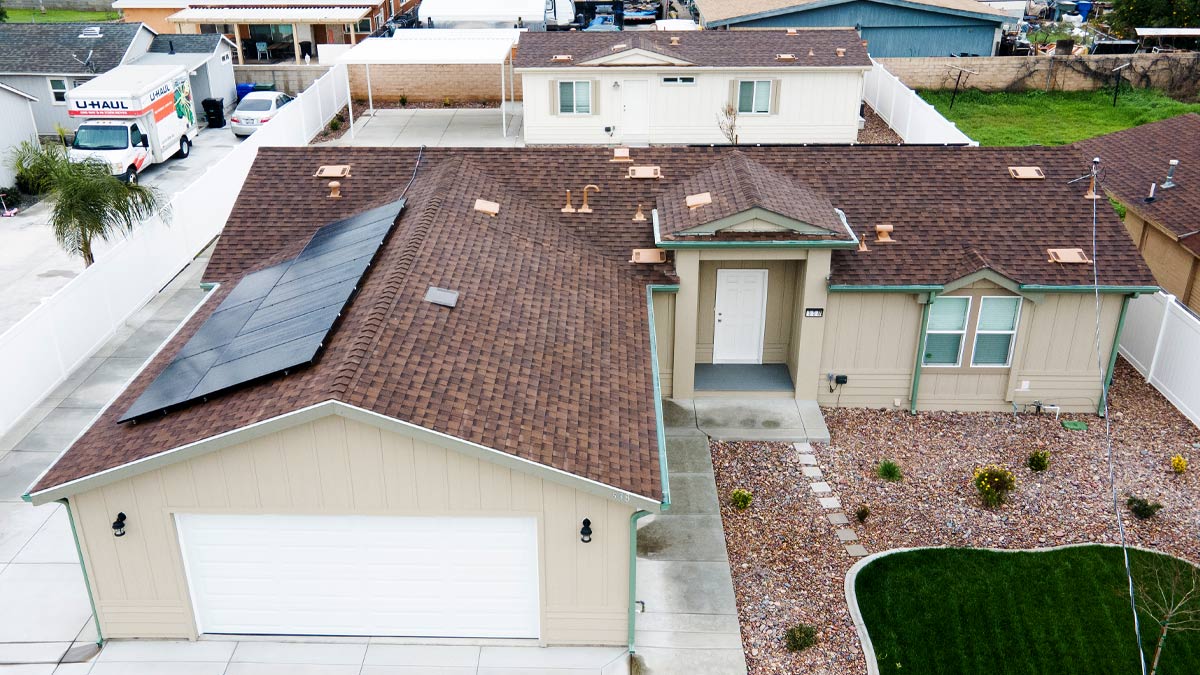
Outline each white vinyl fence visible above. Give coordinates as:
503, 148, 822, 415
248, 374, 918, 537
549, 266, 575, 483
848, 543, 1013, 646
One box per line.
1118, 292, 1200, 429
862, 60, 978, 146
0, 64, 349, 437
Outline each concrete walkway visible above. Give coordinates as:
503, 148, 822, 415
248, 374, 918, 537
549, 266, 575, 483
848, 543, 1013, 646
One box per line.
324, 106, 524, 148
671, 398, 830, 443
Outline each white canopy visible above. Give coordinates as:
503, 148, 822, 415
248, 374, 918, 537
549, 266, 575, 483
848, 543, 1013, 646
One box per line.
168, 5, 370, 23
337, 33, 518, 65
1135, 27, 1200, 37
418, 0, 571, 25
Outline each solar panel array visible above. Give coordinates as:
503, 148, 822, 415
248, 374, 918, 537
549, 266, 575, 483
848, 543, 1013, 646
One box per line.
119, 198, 406, 423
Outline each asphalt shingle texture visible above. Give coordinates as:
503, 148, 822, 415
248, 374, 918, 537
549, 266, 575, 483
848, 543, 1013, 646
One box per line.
0, 23, 145, 75
147, 33, 223, 54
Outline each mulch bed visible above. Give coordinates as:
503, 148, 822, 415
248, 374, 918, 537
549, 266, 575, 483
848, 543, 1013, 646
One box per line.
856, 105, 902, 145
712, 357, 1200, 675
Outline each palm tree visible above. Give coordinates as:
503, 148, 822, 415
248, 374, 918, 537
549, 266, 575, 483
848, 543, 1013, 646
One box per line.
9, 140, 163, 267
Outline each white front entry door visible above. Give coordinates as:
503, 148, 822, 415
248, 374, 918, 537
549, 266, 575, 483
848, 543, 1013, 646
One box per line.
621, 80, 650, 141
176, 513, 541, 638
713, 269, 768, 364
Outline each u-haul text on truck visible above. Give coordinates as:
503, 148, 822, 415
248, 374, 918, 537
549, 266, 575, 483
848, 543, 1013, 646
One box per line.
67, 64, 198, 183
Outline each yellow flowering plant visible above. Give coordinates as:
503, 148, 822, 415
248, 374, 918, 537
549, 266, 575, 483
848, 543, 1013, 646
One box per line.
1171, 454, 1188, 474
973, 464, 1016, 507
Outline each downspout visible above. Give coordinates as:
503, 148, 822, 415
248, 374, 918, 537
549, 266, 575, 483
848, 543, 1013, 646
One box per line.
909, 292, 936, 414
1098, 293, 1132, 416
61, 498, 104, 647
630, 285, 677, 654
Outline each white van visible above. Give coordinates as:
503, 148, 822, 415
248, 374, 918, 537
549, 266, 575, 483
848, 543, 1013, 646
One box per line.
67, 64, 199, 184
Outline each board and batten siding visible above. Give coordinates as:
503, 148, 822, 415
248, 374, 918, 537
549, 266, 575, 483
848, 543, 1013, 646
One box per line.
69, 415, 634, 644
695, 260, 798, 364
817, 284, 1125, 411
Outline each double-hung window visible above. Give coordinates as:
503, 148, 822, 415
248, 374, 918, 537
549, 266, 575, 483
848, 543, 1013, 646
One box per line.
49, 78, 69, 104
971, 297, 1021, 367
922, 297, 970, 367
558, 80, 591, 114
737, 80, 771, 114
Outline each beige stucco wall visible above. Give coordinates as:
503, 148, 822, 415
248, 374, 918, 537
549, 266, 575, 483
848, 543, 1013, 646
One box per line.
121, 9, 199, 35
695, 259, 798, 364
69, 414, 634, 644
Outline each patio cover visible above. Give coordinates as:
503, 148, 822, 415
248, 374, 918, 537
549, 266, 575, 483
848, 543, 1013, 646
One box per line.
1135, 27, 1200, 37
168, 6, 370, 23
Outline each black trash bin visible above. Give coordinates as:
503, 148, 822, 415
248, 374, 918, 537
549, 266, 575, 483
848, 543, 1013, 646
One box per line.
300, 40, 313, 59
202, 97, 226, 128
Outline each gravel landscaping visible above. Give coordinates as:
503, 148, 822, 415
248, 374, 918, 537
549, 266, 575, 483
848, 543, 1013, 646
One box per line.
712, 358, 1200, 675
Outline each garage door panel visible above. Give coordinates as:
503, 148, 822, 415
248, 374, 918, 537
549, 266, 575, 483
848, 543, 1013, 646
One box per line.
177, 514, 540, 638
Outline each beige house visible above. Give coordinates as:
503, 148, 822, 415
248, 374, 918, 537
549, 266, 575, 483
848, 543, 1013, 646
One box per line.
26, 144, 1153, 651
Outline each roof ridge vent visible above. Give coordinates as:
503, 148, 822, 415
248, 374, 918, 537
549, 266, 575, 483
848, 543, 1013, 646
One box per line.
1047, 248, 1092, 264
551, 54, 573, 62
627, 166, 663, 179
78, 26, 103, 38
776, 53, 797, 62
474, 198, 500, 216
1008, 166, 1045, 180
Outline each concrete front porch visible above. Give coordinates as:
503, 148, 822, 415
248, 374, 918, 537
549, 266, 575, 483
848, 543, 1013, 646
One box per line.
667, 397, 830, 443
693, 364, 794, 394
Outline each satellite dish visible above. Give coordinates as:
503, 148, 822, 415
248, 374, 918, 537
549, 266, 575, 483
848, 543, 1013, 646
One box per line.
71, 49, 96, 73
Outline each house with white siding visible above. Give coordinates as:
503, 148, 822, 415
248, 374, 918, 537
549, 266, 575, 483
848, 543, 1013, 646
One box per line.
0, 84, 39, 188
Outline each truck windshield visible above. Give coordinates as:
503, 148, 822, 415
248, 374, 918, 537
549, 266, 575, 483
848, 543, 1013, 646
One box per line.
73, 126, 129, 151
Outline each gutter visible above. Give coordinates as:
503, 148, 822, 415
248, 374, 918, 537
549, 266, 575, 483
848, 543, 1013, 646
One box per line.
61, 498, 104, 647
630, 284, 678, 654
829, 284, 943, 293
1017, 284, 1160, 294
1098, 293, 1131, 416
909, 291, 935, 414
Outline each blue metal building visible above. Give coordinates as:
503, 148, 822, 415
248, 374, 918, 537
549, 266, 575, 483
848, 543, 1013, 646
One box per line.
693, 0, 1008, 57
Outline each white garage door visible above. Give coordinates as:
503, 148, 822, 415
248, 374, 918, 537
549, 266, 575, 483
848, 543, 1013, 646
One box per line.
176, 513, 540, 638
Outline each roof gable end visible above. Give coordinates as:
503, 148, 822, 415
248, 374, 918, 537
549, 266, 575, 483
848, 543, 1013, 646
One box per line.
580, 47, 695, 67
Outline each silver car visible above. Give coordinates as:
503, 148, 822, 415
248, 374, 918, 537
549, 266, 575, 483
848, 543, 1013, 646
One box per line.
230, 91, 293, 137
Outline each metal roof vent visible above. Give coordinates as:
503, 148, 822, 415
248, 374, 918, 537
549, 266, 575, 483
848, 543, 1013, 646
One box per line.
631, 249, 667, 263
78, 26, 103, 38
1162, 159, 1179, 189
551, 54, 573, 62
669, 36, 681, 45
327, 181, 342, 199
686, 192, 712, 209
611, 147, 632, 162
424, 286, 459, 308
314, 164, 351, 178
1048, 248, 1092, 264
1008, 166, 1045, 180
786, 28, 798, 36
611, 43, 628, 51
776, 53, 797, 62
627, 166, 663, 179
474, 198, 500, 216
875, 223, 894, 242
836, 47, 846, 57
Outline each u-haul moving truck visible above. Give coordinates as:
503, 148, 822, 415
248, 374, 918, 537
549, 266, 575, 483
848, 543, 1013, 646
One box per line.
66, 64, 198, 183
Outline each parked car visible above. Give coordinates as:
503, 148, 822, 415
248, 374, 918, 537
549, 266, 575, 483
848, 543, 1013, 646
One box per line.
229, 91, 293, 137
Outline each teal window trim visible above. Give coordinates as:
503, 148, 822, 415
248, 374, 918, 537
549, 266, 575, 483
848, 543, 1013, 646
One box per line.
61, 498, 104, 646
969, 296, 1022, 368
910, 292, 936, 414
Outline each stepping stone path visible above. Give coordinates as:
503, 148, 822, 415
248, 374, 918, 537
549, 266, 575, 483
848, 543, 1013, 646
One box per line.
795, 441, 870, 559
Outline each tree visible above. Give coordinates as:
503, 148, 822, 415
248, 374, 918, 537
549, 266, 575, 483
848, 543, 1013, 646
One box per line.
0, 0, 8, 23
8, 141, 163, 266
1109, 0, 1200, 35
1134, 554, 1200, 675
716, 102, 739, 145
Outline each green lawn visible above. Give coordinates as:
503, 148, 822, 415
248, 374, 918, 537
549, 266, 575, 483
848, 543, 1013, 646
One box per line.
920, 89, 1200, 146
3, 9, 119, 22
856, 546, 1200, 675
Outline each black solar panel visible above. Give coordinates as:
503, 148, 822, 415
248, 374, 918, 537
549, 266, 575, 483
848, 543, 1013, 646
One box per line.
119, 198, 406, 423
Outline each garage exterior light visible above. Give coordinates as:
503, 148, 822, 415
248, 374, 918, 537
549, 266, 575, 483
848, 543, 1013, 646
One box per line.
580, 518, 592, 543
112, 512, 127, 537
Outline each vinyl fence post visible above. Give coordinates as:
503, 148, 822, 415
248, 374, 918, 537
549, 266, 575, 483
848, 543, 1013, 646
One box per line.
1147, 292, 1175, 383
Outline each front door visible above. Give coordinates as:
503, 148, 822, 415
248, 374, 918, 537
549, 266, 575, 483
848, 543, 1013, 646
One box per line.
621, 80, 650, 142
713, 268, 768, 364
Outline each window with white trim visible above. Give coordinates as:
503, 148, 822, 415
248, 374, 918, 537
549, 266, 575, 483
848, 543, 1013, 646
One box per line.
662, 76, 695, 85
922, 296, 970, 367
49, 78, 69, 104
737, 80, 771, 114
971, 296, 1021, 367
558, 80, 591, 114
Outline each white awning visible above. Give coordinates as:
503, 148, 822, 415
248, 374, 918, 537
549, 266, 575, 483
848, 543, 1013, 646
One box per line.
132, 52, 213, 70
337, 34, 517, 65
168, 5, 370, 23
418, 0, 547, 23
1135, 27, 1200, 37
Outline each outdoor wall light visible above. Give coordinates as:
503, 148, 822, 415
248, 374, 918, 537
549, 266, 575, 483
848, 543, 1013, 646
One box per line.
112, 512, 127, 537
580, 518, 593, 543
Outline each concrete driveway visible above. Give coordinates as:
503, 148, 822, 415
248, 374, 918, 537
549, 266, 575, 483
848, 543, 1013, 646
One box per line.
322, 106, 524, 148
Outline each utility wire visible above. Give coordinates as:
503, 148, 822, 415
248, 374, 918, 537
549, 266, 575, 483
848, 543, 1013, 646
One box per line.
1086, 157, 1148, 675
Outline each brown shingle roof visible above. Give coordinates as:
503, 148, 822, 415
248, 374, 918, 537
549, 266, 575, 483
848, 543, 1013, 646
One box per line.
513, 29, 872, 69
693, 0, 1008, 25
1075, 113, 1200, 240
32, 145, 1155, 499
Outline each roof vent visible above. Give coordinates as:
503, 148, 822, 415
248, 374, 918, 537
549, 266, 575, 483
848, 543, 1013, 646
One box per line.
424, 286, 460, 308
551, 54, 573, 62
474, 198, 500, 216
611, 43, 628, 51
1048, 248, 1092, 264
875, 223, 894, 242
808, 47, 815, 57
633, 203, 646, 221
1162, 159, 1179, 189
627, 166, 663, 179
314, 164, 351, 178
78, 26, 103, 38
669, 36, 681, 46
786, 28, 798, 36
1008, 166, 1045, 180
686, 191, 712, 209
836, 47, 846, 57
631, 249, 667, 264
327, 181, 342, 199
776, 53, 797, 62
611, 147, 632, 162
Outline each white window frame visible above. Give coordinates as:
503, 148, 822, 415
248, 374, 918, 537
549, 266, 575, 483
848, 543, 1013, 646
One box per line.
557, 80, 592, 115
737, 80, 771, 115
922, 296, 971, 368
970, 296, 1021, 368
48, 78, 69, 105
662, 75, 695, 85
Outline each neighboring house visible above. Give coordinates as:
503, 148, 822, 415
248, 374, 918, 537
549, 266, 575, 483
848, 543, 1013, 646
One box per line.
0, 22, 157, 134
25, 144, 1152, 648
692, 0, 1009, 57
0, 84, 39, 188
515, 29, 872, 145
138, 33, 238, 107
1076, 114, 1200, 314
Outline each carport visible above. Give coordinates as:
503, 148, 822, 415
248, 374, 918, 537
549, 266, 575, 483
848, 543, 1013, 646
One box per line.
335, 30, 520, 138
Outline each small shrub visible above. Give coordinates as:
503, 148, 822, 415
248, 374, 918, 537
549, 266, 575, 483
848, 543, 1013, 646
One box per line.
399, 94, 408, 107
973, 464, 1016, 508
855, 504, 870, 522
1171, 454, 1188, 474
327, 118, 342, 131
729, 489, 753, 510
1127, 496, 1163, 519
442, 96, 453, 107
1027, 450, 1051, 472
876, 460, 902, 482
0, 188, 23, 208
784, 623, 817, 652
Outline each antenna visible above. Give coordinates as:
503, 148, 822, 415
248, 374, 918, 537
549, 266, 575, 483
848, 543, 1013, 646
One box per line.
71, 50, 96, 73
1068, 157, 1103, 200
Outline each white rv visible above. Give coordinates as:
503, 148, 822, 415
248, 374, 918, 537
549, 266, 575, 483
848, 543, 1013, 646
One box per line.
67, 64, 198, 184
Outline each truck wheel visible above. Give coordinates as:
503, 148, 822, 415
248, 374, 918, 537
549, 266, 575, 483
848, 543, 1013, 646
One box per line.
177, 137, 192, 158
122, 168, 138, 185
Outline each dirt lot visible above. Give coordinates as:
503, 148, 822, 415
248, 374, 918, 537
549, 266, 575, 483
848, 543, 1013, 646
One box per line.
712, 358, 1200, 675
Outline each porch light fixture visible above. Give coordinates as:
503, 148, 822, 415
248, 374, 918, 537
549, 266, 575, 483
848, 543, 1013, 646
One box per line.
112, 512, 127, 537
580, 518, 593, 543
